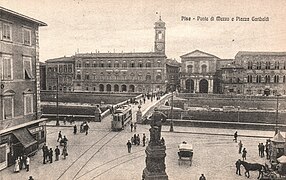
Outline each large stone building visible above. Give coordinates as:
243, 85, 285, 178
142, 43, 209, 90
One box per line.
180, 50, 232, 93
0, 7, 47, 170
43, 17, 168, 94
166, 59, 180, 92
233, 51, 286, 96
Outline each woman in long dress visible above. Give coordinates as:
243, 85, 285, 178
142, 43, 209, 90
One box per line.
14, 157, 20, 173
62, 145, 68, 159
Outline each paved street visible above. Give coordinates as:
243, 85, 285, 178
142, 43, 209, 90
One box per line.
1, 97, 279, 180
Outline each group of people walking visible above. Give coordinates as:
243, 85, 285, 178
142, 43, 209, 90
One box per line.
14, 154, 30, 173
127, 133, 147, 153
258, 140, 270, 159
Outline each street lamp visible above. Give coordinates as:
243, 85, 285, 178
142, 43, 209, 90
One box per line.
169, 85, 174, 132
237, 106, 240, 123
275, 94, 281, 134
56, 73, 60, 126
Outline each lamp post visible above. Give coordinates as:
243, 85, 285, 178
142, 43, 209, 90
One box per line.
56, 73, 60, 126
169, 85, 174, 132
237, 106, 240, 123
275, 94, 280, 134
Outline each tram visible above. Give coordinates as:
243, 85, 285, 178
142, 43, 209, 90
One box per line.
111, 105, 132, 131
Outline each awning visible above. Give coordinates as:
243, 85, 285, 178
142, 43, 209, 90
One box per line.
12, 128, 37, 148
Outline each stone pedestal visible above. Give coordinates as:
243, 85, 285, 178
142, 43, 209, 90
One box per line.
142, 145, 168, 180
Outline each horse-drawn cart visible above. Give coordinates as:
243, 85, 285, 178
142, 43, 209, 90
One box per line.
178, 142, 193, 166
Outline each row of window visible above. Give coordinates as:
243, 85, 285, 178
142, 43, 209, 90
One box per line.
47, 64, 73, 73
247, 61, 286, 70
1, 55, 33, 80
76, 73, 162, 81
247, 75, 286, 83
245, 89, 286, 95
187, 65, 207, 73
1, 21, 32, 45
76, 60, 162, 68
2, 94, 33, 120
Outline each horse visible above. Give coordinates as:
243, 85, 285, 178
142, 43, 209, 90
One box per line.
240, 161, 266, 179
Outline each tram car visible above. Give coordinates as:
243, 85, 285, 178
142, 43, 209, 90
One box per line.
111, 105, 132, 131
178, 141, 193, 166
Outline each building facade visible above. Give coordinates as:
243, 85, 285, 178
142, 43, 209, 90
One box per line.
0, 7, 47, 170
166, 59, 180, 92
180, 50, 222, 93
43, 17, 168, 94
234, 51, 286, 96
44, 56, 74, 92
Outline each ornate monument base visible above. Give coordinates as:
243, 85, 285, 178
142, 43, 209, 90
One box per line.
142, 145, 168, 180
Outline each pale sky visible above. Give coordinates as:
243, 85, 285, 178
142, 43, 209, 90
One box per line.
1, 0, 286, 62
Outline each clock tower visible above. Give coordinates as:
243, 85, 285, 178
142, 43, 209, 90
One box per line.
154, 16, 166, 54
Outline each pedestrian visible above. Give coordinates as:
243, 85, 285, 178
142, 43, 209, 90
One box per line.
199, 174, 206, 180
73, 125, 77, 135
235, 159, 241, 175
233, 131, 238, 142
26, 156, 30, 172
14, 157, 20, 173
23, 154, 27, 169
84, 123, 89, 135
133, 134, 137, 145
28, 176, 34, 180
57, 131, 62, 142
55, 146, 60, 161
143, 97, 146, 103
127, 140, 132, 153
130, 123, 133, 132
62, 135, 68, 146
62, 145, 68, 159
258, 143, 262, 157
261, 143, 265, 158
136, 134, 140, 146
134, 123, 137, 132
238, 140, 243, 154
266, 141, 270, 159
19, 155, 23, 170
42, 143, 48, 164
142, 133, 146, 147
242, 148, 247, 161
49, 148, 53, 163
160, 137, 165, 145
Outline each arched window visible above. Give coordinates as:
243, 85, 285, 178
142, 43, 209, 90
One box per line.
265, 62, 271, 69
265, 75, 271, 83
106, 84, 111, 92
76, 73, 81, 80
248, 61, 253, 69
157, 61, 161, 67
122, 61, 127, 68
100, 61, 104, 67
130, 61, 135, 68
201, 64, 207, 73
130, 73, 135, 80
256, 62, 261, 69
85, 61, 90, 67
99, 84, 104, 92
114, 61, 119, 68
156, 75, 162, 81
138, 61, 143, 68
107, 61, 112, 68
187, 65, 193, 73
274, 75, 279, 83
85, 73, 90, 80
256, 75, 261, 83
146, 61, 151, 68
247, 75, 252, 83
146, 74, 152, 81
283, 76, 286, 83
275, 62, 280, 69
76, 61, 81, 68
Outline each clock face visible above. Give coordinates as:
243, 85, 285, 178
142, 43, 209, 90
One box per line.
156, 44, 164, 51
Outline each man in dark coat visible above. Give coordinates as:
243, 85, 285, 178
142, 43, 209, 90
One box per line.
55, 146, 60, 161
233, 131, 238, 142
57, 131, 62, 142
235, 159, 241, 175
42, 143, 48, 164
142, 134, 146, 147
49, 148, 53, 163
127, 140, 132, 153
73, 125, 77, 135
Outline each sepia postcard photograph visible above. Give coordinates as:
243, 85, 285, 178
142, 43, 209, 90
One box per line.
0, 0, 286, 179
